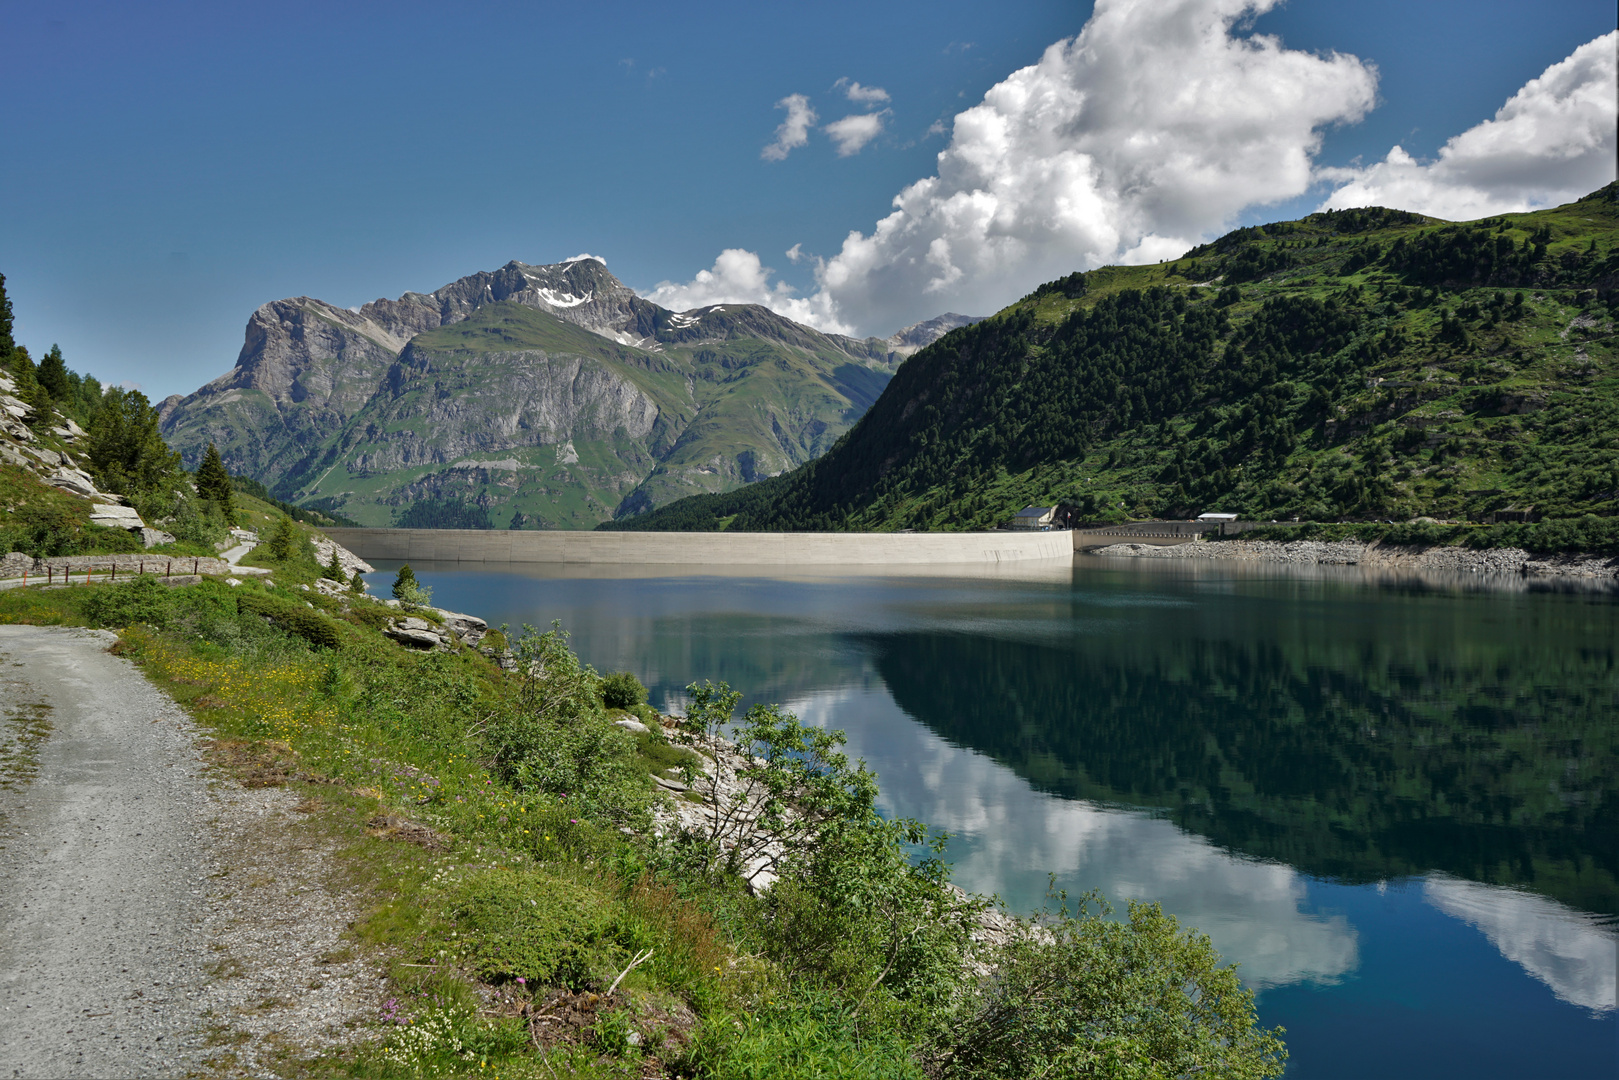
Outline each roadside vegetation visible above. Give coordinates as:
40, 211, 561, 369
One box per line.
0, 512, 1285, 1078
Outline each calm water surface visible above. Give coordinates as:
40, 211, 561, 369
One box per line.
369, 555, 1619, 1079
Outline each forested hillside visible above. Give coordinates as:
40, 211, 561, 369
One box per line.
604, 185, 1619, 533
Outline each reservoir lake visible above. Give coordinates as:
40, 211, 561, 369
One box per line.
366, 555, 1618, 1079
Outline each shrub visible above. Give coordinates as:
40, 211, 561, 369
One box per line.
601, 670, 648, 709
485, 623, 647, 825
392, 562, 432, 609
0, 501, 83, 558
81, 574, 178, 628
930, 892, 1287, 1079
675, 682, 881, 882
760, 815, 973, 1019
163, 490, 228, 550
280, 608, 342, 650
445, 868, 613, 988
690, 990, 927, 1080
341, 602, 393, 631
235, 589, 342, 650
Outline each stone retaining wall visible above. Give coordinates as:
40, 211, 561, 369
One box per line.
0, 553, 237, 580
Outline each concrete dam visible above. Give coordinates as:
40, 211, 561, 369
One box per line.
323, 528, 1080, 566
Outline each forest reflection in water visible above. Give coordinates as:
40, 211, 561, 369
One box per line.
379, 555, 1617, 1073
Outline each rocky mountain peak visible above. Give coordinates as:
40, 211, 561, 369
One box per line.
158, 253, 982, 525
885, 312, 985, 357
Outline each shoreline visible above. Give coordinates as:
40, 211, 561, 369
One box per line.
1091, 538, 1619, 579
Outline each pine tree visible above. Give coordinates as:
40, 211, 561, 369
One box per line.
84, 387, 181, 495
267, 515, 299, 561
37, 344, 69, 402
195, 443, 235, 517
0, 272, 15, 359
392, 564, 417, 599
325, 546, 344, 580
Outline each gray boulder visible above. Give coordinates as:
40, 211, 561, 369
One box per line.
88, 504, 146, 530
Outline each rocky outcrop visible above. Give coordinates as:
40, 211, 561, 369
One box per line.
381, 607, 487, 650
0, 374, 169, 547
355, 349, 665, 473
310, 536, 373, 578
883, 312, 985, 357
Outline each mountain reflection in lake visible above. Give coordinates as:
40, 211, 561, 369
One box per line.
373, 556, 1618, 1078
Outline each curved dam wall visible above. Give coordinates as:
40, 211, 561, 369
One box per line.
323, 528, 1076, 566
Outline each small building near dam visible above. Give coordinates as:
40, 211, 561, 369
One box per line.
1009, 506, 1059, 530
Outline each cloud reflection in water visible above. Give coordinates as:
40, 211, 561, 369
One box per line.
1424, 874, 1618, 1013
788, 685, 1359, 990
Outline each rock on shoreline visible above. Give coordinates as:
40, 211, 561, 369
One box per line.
1092, 539, 1619, 578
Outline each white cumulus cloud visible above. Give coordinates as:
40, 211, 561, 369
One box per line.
761, 93, 818, 162
836, 78, 891, 105
825, 110, 889, 157
802, 0, 1379, 334
668, 1, 1613, 339
682, 0, 1377, 335
1320, 32, 1618, 220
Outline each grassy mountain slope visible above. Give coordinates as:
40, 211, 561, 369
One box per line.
604, 184, 1619, 533
277, 302, 902, 528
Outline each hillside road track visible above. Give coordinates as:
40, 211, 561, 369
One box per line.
0, 625, 218, 1077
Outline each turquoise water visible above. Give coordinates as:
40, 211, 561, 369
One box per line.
368, 555, 1619, 1078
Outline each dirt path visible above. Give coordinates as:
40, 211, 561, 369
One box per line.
0, 626, 383, 1078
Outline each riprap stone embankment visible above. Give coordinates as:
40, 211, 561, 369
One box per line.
1093, 539, 1619, 578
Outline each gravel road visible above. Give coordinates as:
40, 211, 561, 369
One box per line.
0, 625, 384, 1078
0, 625, 218, 1077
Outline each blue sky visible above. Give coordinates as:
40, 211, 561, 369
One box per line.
1, 0, 1614, 399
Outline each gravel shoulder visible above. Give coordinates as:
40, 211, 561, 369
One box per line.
0, 626, 383, 1079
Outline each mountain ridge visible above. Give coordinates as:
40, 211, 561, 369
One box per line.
603, 184, 1619, 534
160, 258, 973, 528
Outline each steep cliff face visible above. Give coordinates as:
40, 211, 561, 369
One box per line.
161, 262, 916, 528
